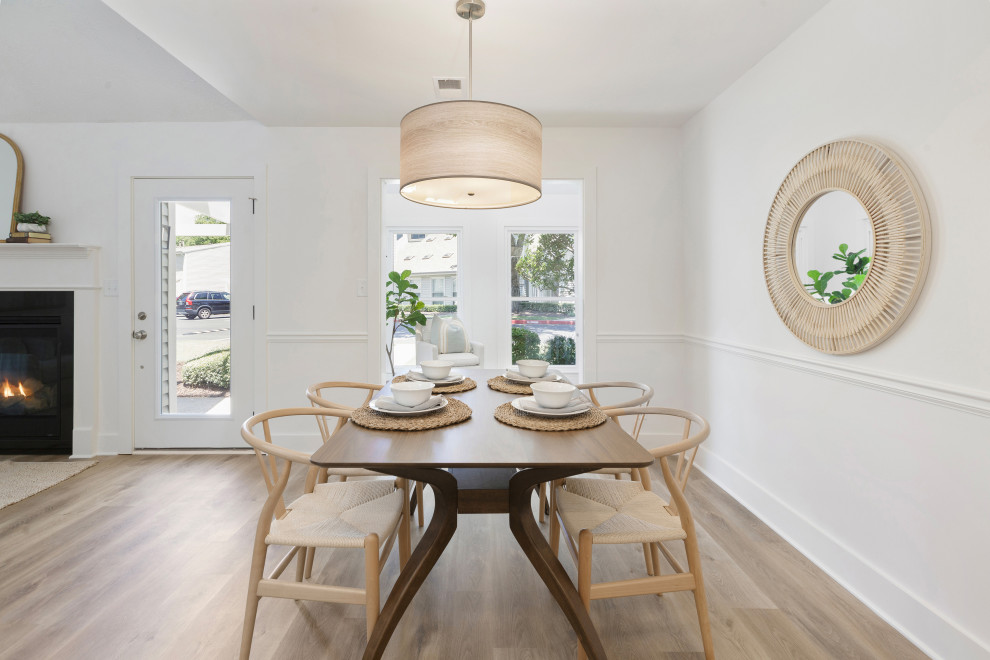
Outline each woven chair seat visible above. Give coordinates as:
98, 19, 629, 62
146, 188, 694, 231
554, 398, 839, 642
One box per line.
555, 478, 686, 545
267, 479, 403, 549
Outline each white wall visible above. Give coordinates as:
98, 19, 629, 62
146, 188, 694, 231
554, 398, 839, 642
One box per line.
0, 122, 683, 451
681, 0, 990, 657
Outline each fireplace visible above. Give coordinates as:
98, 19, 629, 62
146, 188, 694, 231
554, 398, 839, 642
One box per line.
0, 291, 73, 453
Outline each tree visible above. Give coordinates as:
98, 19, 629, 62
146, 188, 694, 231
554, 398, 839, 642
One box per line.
513, 234, 574, 296
175, 214, 230, 247
384, 270, 428, 376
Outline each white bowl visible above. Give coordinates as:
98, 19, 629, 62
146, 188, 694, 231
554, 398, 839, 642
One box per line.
516, 359, 550, 378
420, 360, 453, 380
391, 381, 435, 407
530, 382, 576, 409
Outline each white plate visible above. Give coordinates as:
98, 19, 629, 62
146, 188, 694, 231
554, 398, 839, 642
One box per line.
405, 371, 466, 385
503, 369, 563, 384
511, 396, 591, 417
369, 397, 449, 416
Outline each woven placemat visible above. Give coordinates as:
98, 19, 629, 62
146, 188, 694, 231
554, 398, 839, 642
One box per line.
487, 376, 533, 395
350, 398, 472, 431
393, 375, 477, 394
493, 402, 608, 431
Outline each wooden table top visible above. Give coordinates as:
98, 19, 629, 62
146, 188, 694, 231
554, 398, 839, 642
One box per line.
310, 369, 654, 470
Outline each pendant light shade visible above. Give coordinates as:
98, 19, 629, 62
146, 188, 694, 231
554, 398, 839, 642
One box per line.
400, 100, 542, 209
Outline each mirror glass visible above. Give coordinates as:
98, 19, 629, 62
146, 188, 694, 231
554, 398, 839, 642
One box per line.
794, 191, 873, 304
0, 135, 21, 231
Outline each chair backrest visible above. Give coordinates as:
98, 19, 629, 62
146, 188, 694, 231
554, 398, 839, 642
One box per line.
575, 381, 654, 441
306, 381, 382, 444
604, 406, 710, 514
242, 407, 352, 519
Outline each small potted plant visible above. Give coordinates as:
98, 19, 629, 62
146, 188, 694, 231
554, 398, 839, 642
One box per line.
8, 211, 52, 243
14, 211, 51, 233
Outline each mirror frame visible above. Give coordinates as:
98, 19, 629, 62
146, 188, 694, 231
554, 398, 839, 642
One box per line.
1, 133, 25, 237
763, 139, 931, 354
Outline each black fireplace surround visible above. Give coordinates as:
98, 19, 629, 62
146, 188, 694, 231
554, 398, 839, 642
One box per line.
0, 291, 73, 453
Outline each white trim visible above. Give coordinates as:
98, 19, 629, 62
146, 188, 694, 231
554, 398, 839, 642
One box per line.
597, 332, 682, 344
0, 244, 98, 259
693, 447, 989, 660
268, 332, 368, 343
367, 170, 388, 384
684, 334, 990, 417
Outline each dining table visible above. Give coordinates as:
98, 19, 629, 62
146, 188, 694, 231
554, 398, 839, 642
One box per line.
309, 368, 655, 660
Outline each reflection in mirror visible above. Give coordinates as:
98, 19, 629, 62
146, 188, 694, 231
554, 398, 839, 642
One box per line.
0, 134, 24, 234
794, 191, 873, 304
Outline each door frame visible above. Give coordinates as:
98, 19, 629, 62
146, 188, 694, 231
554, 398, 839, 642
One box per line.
117, 172, 267, 453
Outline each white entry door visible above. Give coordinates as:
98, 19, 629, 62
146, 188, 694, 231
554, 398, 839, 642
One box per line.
132, 178, 255, 448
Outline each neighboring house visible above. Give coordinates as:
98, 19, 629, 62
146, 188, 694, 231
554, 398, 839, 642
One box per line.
175, 243, 230, 294
393, 233, 458, 303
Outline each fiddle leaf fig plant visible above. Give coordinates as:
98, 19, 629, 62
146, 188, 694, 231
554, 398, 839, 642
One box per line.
384, 269, 428, 377
804, 243, 871, 304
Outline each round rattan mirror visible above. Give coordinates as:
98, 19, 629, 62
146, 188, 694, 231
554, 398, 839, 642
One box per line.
763, 139, 931, 354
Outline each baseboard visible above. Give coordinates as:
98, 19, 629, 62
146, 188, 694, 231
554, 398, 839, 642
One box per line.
693, 446, 990, 660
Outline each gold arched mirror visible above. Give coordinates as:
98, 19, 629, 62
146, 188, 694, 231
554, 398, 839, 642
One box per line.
763, 139, 931, 354
1, 133, 25, 237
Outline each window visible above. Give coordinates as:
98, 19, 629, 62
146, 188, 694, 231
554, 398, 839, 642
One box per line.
386, 231, 461, 369
509, 232, 577, 367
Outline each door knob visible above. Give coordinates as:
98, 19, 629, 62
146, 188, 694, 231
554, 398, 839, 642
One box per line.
132, 330, 147, 340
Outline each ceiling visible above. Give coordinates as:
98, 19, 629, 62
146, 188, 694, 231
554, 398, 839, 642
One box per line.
1, 0, 830, 126
0, 0, 249, 122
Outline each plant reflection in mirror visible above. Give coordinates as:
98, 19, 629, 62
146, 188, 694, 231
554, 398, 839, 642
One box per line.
804, 243, 871, 304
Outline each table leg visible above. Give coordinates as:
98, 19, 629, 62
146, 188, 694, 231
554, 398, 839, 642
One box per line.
363, 467, 458, 660
508, 467, 608, 660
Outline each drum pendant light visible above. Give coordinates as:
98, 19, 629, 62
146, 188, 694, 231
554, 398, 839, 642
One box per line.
400, 0, 542, 209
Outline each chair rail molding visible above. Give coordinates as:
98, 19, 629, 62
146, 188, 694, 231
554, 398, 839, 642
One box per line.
684, 334, 990, 418
596, 332, 683, 344
267, 331, 369, 343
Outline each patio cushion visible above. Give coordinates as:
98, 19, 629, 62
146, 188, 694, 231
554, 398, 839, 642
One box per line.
435, 351, 479, 366
438, 317, 470, 354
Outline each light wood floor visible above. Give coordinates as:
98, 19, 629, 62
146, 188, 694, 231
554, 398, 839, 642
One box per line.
0, 454, 927, 659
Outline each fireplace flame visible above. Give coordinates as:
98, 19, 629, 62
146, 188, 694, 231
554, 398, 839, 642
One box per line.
1, 379, 29, 398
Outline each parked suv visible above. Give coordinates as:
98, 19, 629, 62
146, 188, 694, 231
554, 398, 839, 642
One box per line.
176, 291, 230, 319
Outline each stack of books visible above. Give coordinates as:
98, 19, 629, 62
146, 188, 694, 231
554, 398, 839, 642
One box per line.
6, 231, 51, 243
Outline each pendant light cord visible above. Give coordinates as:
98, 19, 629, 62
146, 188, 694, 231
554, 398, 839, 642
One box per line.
468, 12, 473, 100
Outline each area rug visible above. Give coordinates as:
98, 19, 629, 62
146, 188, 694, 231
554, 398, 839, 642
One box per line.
0, 460, 97, 510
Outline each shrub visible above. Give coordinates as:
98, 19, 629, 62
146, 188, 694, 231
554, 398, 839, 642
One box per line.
182, 349, 230, 389
541, 336, 576, 365
511, 327, 542, 362
422, 304, 458, 313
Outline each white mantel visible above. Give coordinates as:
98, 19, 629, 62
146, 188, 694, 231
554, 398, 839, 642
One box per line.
0, 244, 101, 457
